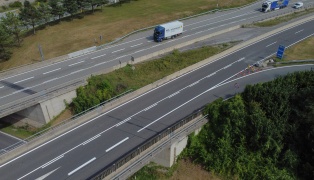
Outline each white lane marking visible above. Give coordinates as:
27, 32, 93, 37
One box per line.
91, 54, 106, 59
0, 131, 24, 141
224, 64, 232, 69
112, 48, 125, 53
190, 11, 256, 30
68, 61, 84, 67
2, 17, 311, 168
295, 29, 304, 34
131, 43, 143, 47
105, 137, 129, 153
35, 167, 60, 180
68, 157, 96, 176
18, 167, 41, 180
43, 68, 61, 75
237, 57, 245, 62
42, 78, 58, 84
0, 86, 4, 89
70, 69, 86, 75
82, 134, 101, 145
91, 54, 106, 60
266, 41, 277, 47
41, 155, 64, 168
147, 40, 154, 42
134, 49, 145, 53
287, 32, 314, 48
14, 77, 34, 84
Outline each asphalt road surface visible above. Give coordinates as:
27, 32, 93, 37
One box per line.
0, 0, 313, 117
0, 13, 313, 179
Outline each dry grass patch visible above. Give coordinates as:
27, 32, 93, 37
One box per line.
285, 36, 314, 61
0, 0, 256, 70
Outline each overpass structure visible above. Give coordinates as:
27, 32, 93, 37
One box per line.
1, 0, 313, 126
0, 12, 313, 179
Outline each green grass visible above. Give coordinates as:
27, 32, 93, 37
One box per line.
0, 122, 33, 139
253, 7, 314, 27
100, 43, 235, 90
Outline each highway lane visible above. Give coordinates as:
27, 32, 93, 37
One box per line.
0, 15, 313, 179
1, 0, 313, 111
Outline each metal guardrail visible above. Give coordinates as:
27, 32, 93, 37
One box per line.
111, 114, 208, 180
91, 107, 206, 180
0, 89, 134, 156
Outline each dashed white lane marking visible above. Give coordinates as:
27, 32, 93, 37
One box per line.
42, 78, 58, 84
14, 77, 34, 84
266, 41, 277, 47
68, 61, 84, 67
0, 86, 3, 89
130, 43, 143, 47
91, 54, 106, 59
68, 157, 96, 176
43, 68, 61, 75
295, 29, 304, 34
105, 137, 129, 153
112, 48, 125, 53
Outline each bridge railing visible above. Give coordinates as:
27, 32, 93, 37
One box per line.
91, 107, 206, 180
0, 78, 87, 119
0, 89, 134, 156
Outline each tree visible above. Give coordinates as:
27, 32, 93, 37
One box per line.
1, 12, 23, 46
37, 3, 52, 24
77, 0, 90, 14
19, 1, 42, 34
63, 0, 79, 18
0, 24, 13, 60
49, 0, 66, 21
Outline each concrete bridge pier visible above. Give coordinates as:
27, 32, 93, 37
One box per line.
15, 90, 77, 127
152, 127, 202, 167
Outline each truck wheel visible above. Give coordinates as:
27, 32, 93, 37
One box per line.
160, 39, 163, 42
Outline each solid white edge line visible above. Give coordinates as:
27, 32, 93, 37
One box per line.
68, 157, 96, 176
2, 20, 313, 169
105, 137, 129, 153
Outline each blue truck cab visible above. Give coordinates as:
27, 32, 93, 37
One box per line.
154, 26, 165, 42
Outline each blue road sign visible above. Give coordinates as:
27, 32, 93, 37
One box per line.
276, 45, 286, 59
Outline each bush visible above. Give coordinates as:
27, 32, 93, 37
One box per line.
8, 1, 23, 8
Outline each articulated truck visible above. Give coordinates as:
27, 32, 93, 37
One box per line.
154, 21, 183, 42
261, 0, 290, 12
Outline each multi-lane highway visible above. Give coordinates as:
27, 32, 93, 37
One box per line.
0, 0, 313, 117
0, 8, 313, 179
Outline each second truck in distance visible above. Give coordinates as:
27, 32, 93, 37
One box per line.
261, 0, 290, 12
154, 21, 183, 42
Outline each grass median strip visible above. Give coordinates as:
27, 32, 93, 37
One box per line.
252, 7, 314, 27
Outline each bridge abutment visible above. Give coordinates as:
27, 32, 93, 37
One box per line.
16, 90, 77, 127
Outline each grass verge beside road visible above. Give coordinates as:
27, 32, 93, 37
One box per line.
252, 7, 314, 27
0, 0, 256, 70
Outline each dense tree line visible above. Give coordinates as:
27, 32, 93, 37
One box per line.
0, 0, 120, 61
184, 70, 314, 179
